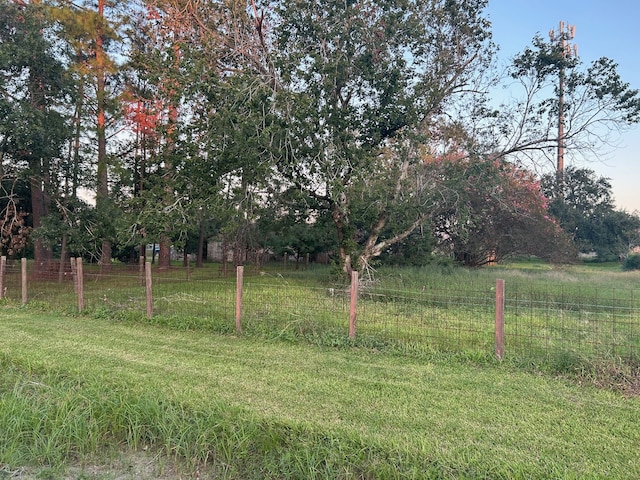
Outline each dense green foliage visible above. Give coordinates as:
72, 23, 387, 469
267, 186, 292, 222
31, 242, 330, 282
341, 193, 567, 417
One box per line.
623, 254, 640, 271
1, 0, 639, 271
542, 167, 640, 260
0, 0, 72, 263
431, 157, 576, 266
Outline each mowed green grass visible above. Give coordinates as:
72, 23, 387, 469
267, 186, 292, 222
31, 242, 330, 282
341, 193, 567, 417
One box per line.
1, 308, 639, 479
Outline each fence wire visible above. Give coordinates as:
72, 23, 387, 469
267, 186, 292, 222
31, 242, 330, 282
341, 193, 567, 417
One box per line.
355, 285, 495, 353
2, 260, 639, 362
506, 284, 640, 360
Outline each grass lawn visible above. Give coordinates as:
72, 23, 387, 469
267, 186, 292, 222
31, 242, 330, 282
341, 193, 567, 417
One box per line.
1, 307, 639, 479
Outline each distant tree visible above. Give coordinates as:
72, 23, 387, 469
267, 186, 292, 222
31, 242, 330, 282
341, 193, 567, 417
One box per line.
258, 189, 337, 268
481, 29, 640, 193
33, 196, 99, 263
541, 166, 640, 260
622, 254, 640, 271
378, 224, 435, 267
200, 72, 284, 268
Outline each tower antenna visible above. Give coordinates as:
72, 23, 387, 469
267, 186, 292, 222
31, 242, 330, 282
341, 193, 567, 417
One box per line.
549, 21, 577, 185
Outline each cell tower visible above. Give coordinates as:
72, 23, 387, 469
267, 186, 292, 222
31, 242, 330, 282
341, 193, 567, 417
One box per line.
549, 21, 578, 184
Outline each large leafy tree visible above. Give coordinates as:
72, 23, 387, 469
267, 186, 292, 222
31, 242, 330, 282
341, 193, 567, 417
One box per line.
431, 156, 575, 266
268, 0, 494, 273
0, 0, 71, 268
28, 0, 128, 270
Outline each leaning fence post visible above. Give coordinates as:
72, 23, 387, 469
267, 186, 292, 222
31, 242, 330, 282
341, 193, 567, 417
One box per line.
349, 271, 359, 339
0, 256, 6, 300
145, 262, 153, 319
235, 265, 243, 334
21, 257, 27, 305
495, 278, 505, 359
76, 257, 84, 312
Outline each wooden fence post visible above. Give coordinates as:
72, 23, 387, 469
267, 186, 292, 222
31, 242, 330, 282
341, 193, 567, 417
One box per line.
70, 257, 78, 294
0, 256, 5, 300
139, 255, 145, 286
21, 258, 27, 305
145, 262, 153, 319
76, 257, 84, 312
235, 265, 243, 334
349, 271, 359, 339
495, 278, 505, 360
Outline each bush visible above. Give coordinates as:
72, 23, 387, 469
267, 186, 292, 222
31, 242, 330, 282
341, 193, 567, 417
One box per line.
622, 254, 640, 271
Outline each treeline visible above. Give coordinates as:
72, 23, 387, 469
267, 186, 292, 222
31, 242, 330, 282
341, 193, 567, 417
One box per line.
1, 0, 639, 273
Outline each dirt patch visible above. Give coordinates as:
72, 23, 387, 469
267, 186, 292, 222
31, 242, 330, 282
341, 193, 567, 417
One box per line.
568, 361, 640, 398
2, 450, 220, 480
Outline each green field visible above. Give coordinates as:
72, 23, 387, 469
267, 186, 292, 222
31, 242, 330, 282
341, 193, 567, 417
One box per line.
1, 303, 639, 479
4, 260, 639, 364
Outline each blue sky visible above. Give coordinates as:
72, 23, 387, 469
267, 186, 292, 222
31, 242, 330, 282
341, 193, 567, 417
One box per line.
486, 0, 640, 212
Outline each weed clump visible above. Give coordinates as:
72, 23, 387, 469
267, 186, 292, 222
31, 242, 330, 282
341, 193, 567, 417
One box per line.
622, 254, 640, 271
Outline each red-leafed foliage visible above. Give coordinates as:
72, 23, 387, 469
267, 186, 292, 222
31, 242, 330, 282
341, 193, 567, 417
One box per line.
428, 153, 576, 266
123, 98, 164, 138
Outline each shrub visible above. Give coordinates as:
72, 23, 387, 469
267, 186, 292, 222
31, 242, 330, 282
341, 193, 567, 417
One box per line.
622, 254, 640, 271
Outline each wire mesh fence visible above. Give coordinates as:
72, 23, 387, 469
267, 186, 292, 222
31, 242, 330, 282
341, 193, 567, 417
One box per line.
356, 284, 496, 353
241, 273, 349, 340
505, 283, 640, 360
2, 259, 639, 363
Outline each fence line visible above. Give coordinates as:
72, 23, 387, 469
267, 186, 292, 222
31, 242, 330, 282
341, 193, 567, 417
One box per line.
0, 256, 5, 300
77, 257, 84, 312
349, 271, 358, 339
495, 279, 505, 359
1, 257, 638, 362
235, 265, 243, 335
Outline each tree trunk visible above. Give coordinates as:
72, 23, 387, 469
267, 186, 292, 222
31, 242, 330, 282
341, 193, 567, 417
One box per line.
330, 199, 354, 277
58, 232, 68, 283
68, 74, 84, 199
196, 219, 205, 267
96, 0, 111, 271
30, 172, 51, 275
157, 234, 171, 270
